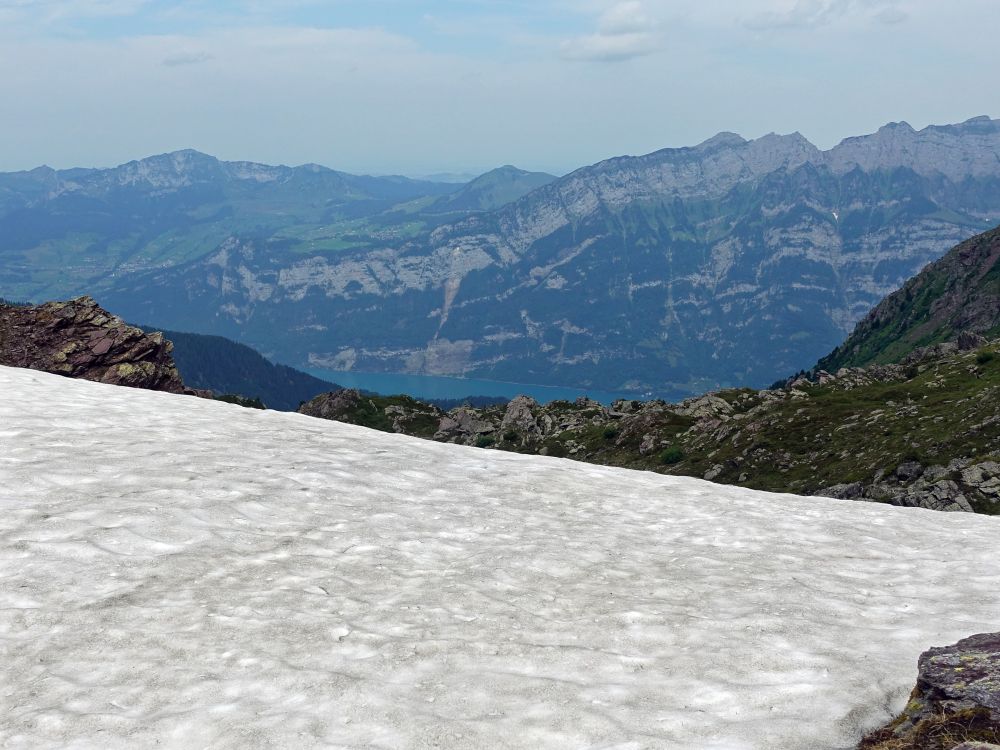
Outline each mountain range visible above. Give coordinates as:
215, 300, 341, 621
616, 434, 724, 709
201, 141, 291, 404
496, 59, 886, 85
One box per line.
3, 116, 1000, 396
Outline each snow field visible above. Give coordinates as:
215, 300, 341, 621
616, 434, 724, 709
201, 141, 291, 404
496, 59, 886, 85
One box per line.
1, 365, 999, 749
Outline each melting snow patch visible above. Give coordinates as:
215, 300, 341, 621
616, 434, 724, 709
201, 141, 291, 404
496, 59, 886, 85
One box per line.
1, 365, 998, 749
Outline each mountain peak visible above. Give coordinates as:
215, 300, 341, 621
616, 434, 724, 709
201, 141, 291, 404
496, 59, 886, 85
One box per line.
877, 120, 915, 134
429, 164, 557, 212
828, 116, 1000, 179
136, 149, 219, 168
696, 132, 748, 150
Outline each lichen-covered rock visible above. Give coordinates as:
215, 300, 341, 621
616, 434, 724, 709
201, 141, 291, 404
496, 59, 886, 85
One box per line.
962, 463, 1000, 497
500, 395, 540, 435
0, 296, 198, 394
436, 406, 495, 438
859, 632, 1000, 749
673, 394, 733, 420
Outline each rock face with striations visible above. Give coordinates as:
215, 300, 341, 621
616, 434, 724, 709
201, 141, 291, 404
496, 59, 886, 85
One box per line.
0, 296, 195, 394
859, 633, 1000, 749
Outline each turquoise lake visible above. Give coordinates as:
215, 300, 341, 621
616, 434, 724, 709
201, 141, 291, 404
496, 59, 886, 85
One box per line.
303, 368, 683, 405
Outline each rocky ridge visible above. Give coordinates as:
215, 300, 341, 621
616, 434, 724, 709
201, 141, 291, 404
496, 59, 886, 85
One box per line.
299, 334, 1000, 514
0, 296, 202, 394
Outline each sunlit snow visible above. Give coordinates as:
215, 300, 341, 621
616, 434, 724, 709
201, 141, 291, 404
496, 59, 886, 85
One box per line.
2, 365, 999, 749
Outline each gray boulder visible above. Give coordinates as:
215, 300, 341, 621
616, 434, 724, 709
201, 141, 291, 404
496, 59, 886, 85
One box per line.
859, 632, 1000, 748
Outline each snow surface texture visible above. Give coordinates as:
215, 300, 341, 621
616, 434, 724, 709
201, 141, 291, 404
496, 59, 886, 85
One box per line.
2, 366, 999, 750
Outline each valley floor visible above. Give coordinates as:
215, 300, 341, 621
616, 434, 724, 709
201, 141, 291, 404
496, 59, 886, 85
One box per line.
2, 366, 999, 749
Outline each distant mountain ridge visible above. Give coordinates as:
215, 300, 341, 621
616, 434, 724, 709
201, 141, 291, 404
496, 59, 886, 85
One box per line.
4, 116, 1000, 395
428, 166, 557, 213
0, 149, 457, 205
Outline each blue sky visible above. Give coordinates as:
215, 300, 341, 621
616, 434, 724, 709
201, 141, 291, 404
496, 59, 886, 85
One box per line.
1, 0, 998, 176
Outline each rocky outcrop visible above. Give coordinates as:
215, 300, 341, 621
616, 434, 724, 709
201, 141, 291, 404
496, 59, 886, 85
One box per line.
818, 460, 980, 514
298, 389, 444, 438
859, 633, 1000, 749
297, 388, 365, 421
0, 296, 200, 394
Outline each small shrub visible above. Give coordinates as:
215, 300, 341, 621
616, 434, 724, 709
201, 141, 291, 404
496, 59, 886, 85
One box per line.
659, 447, 684, 465
976, 351, 995, 365
502, 429, 519, 442
475, 434, 495, 449
602, 426, 619, 440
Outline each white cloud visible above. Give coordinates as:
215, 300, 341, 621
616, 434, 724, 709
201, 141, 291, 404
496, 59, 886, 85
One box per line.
744, 0, 908, 30
560, 1, 661, 62
597, 0, 651, 35
0, 0, 147, 22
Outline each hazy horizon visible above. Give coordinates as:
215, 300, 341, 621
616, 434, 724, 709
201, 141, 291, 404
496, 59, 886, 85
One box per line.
6, 113, 997, 180
1, 0, 998, 176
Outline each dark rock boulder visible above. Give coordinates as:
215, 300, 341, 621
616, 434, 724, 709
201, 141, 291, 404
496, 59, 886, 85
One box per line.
0, 296, 199, 394
859, 632, 1000, 749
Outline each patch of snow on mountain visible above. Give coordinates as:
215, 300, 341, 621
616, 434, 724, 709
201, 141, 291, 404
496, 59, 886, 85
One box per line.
1, 365, 998, 749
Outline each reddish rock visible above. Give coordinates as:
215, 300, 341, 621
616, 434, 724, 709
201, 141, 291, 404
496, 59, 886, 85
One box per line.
0, 296, 205, 395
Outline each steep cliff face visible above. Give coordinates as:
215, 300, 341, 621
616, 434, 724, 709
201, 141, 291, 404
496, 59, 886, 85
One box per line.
818, 225, 1000, 371
7, 118, 1000, 394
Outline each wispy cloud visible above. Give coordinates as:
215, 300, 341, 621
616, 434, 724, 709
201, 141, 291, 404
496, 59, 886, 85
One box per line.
0, 0, 147, 22
162, 49, 213, 67
560, 1, 661, 62
745, 0, 908, 30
